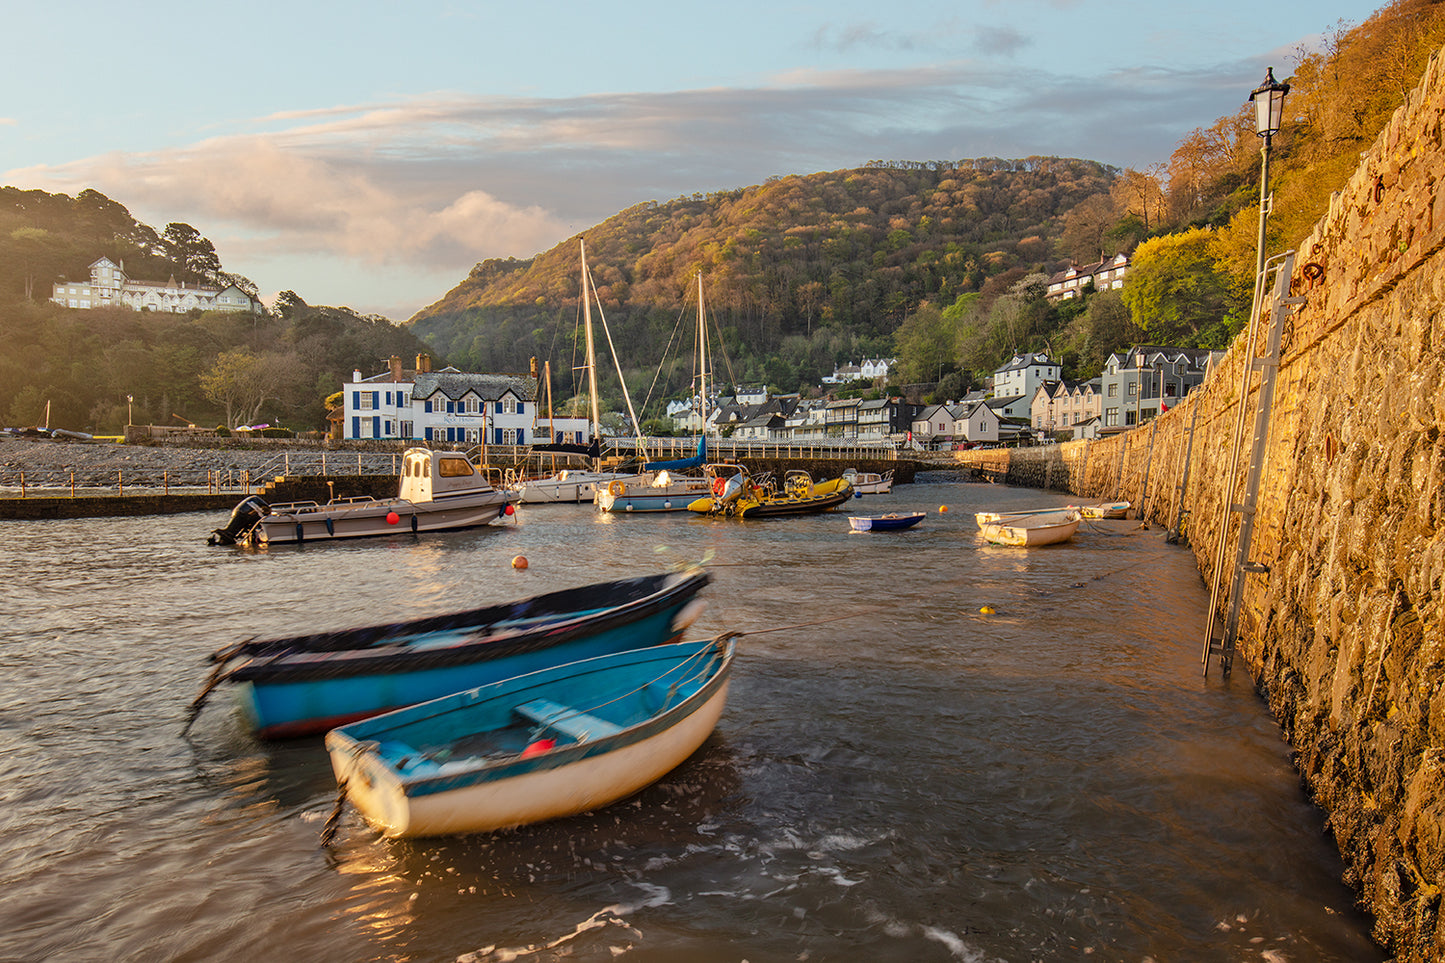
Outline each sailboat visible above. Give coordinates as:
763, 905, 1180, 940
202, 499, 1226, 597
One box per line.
510, 240, 649, 504
596, 272, 715, 513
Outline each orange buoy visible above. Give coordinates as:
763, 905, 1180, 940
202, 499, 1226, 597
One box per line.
385, 511, 401, 524
938, 505, 949, 513
980, 605, 995, 615
512, 555, 528, 570
503, 503, 515, 515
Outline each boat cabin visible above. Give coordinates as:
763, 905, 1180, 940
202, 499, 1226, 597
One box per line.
399, 449, 488, 501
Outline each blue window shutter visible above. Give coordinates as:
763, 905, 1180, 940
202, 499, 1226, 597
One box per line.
352, 391, 359, 408
495, 400, 502, 414
372, 416, 380, 437
351, 416, 359, 438
371, 391, 378, 408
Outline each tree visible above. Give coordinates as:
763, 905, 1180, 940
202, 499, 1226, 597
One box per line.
9, 228, 53, 301
161, 222, 222, 283
1119, 227, 1237, 344
200, 348, 304, 428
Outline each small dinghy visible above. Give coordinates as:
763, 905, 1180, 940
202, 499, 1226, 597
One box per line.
1074, 500, 1130, 519
848, 512, 925, 532
324, 635, 736, 839
980, 511, 1082, 547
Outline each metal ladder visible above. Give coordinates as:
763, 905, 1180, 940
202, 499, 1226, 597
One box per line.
1201, 250, 1305, 676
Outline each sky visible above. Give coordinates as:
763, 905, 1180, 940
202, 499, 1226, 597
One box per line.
2, 0, 1383, 321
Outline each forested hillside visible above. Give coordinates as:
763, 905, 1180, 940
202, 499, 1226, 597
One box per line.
0, 189, 431, 432
409, 158, 1118, 404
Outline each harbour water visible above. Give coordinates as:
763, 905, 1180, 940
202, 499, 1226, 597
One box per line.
1, 478, 1382, 962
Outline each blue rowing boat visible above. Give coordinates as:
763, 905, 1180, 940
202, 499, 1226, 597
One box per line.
189, 569, 710, 738
848, 512, 925, 532
324, 635, 735, 838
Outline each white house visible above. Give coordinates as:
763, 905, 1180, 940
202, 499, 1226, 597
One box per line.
823, 357, 896, 384
1045, 253, 1131, 301
342, 355, 539, 444
51, 257, 261, 314
992, 353, 1060, 403
955, 401, 1001, 444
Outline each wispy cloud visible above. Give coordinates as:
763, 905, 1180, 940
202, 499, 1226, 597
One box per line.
9, 58, 1260, 316
0, 117, 17, 127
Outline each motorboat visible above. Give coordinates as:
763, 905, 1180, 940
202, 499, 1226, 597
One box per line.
208, 448, 517, 546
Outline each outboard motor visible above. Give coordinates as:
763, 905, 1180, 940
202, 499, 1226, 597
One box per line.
208, 495, 270, 545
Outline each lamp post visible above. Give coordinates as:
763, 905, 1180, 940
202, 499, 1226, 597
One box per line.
126, 395, 133, 428
1248, 67, 1290, 291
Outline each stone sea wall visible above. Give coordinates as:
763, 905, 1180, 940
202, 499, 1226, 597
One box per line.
960, 50, 1445, 962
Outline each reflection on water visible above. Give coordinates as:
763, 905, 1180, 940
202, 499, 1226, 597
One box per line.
0, 481, 1383, 962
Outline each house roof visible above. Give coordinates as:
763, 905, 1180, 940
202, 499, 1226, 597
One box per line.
409, 372, 538, 402
993, 353, 1055, 376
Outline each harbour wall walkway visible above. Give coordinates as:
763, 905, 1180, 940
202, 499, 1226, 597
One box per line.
959, 49, 1445, 963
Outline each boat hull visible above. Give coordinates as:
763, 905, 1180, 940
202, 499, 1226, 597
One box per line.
254, 490, 514, 544
981, 516, 1080, 546
1076, 501, 1130, 519
216, 570, 710, 738
596, 478, 711, 513
514, 471, 646, 504
974, 507, 1078, 529
325, 638, 734, 837
849, 512, 925, 531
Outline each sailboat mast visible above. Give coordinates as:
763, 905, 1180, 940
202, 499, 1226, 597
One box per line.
580, 239, 602, 447
697, 272, 708, 435
544, 359, 556, 474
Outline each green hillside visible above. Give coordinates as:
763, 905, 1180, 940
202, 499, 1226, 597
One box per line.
408, 158, 1118, 404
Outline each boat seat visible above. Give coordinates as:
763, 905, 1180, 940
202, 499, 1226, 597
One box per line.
513, 698, 623, 742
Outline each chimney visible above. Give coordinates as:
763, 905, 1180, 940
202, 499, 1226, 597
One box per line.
352, 369, 362, 383
389, 356, 403, 382
416, 353, 431, 373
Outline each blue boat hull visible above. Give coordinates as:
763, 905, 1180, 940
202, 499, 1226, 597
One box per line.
205, 570, 711, 739
237, 605, 692, 737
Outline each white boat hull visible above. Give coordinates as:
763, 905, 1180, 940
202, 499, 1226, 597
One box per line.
332, 682, 730, 838
255, 491, 512, 544
513, 471, 646, 504
981, 516, 1080, 547
974, 507, 1077, 529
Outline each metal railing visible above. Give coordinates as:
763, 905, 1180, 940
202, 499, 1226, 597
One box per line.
0, 438, 899, 498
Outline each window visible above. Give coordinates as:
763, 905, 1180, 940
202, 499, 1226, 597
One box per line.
502, 397, 518, 415
437, 456, 475, 477
1105, 407, 1119, 427
1127, 381, 1138, 397
503, 428, 518, 444
1107, 383, 1118, 397
358, 392, 374, 410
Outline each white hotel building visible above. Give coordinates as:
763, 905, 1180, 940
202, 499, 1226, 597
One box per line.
343, 356, 582, 446
51, 257, 261, 313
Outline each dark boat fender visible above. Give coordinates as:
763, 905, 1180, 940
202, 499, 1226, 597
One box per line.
208, 496, 270, 545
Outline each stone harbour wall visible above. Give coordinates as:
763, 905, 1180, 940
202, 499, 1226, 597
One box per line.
960, 49, 1445, 962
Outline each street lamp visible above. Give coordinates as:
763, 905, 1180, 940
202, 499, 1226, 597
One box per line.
1248, 67, 1290, 284
126, 394, 133, 428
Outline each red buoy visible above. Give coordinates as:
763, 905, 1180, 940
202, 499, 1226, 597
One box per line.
386, 511, 401, 525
